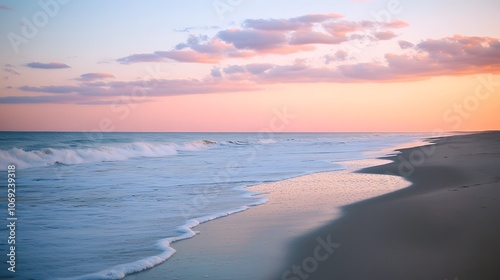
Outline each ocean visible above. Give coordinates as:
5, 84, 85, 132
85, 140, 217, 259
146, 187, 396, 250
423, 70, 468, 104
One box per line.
0, 132, 427, 279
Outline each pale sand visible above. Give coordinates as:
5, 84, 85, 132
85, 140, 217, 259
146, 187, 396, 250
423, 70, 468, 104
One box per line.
127, 159, 412, 280
270, 132, 500, 280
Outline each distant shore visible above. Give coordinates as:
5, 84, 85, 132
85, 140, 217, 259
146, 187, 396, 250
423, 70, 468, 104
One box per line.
271, 131, 500, 280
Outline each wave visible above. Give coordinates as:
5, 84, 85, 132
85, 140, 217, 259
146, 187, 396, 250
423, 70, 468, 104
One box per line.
1, 135, 388, 170
219, 139, 278, 146
256, 139, 277, 144
0, 140, 217, 170
182, 139, 217, 151
224, 140, 249, 145
0, 137, 283, 170
63, 200, 267, 280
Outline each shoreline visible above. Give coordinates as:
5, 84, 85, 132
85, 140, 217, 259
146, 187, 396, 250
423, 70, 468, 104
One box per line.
270, 131, 500, 280
1, 133, 427, 279
126, 153, 422, 279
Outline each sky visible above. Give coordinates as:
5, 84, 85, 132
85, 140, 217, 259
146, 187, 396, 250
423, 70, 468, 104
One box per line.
0, 0, 499, 132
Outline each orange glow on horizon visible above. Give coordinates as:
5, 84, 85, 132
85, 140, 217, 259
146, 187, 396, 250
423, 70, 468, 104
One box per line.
1, 75, 498, 132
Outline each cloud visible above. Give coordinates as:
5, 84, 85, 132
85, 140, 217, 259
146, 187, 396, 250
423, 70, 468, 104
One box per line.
25, 62, 71, 69
217, 29, 287, 50
219, 61, 343, 83
242, 13, 343, 31
155, 49, 237, 63
0, 95, 82, 104
174, 25, 220, 33
388, 35, 500, 77
216, 35, 500, 83
4, 64, 20, 76
19, 85, 80, 93
325, 50, 349, 64
1, 78, 261, 104
384, 20, 409, 29
210, 68, 223, 78
373, 30, 397, 40
117, 13, 408, 64
398, 40, 414, 49
0, 5, 13, 11
223, 65, 246, 74
7, 35, 498, 105
118, 34, 255, 64
77, 73, 116, 81
116, 53, 165, 64
246, 63, 274, 74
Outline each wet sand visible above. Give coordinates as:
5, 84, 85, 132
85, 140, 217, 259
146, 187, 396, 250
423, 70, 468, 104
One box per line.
127, 159, 411, 280
272, 131, 500, 280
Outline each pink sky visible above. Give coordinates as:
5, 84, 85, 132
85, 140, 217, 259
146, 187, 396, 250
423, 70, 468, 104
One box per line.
1, 1, 499, 132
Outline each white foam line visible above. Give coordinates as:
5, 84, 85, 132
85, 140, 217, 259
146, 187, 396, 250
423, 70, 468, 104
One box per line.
61, 201, 269, 280
0, 140, 217, 170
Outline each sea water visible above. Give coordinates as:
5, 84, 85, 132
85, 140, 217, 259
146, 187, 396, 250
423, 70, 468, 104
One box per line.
0, 132, 427, 279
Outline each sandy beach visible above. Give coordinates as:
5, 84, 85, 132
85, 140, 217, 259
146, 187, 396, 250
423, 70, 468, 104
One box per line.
127, 159, 413, 280
271, 131, 500, 280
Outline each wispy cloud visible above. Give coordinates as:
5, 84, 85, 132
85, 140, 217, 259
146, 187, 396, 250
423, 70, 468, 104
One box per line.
174, 25, 221, 33
0, 78, 261, 104
4, 64, 21, 76
398, 40, 414, 49
0, 95, 82, 104
324, 50, 349, 64
76, 73, 116, 81
25, 62, 71, 69
0, 5, 13, 11
19, 85, 80, 94
117, 13, 408, 64
4, 68, 21, 75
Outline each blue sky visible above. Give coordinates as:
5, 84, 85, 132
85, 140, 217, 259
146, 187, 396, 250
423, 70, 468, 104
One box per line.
3, 0, 499, 62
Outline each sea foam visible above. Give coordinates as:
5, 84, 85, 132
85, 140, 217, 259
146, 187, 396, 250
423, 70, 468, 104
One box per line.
64, 203, 269, 280
0, 140, 217, 169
